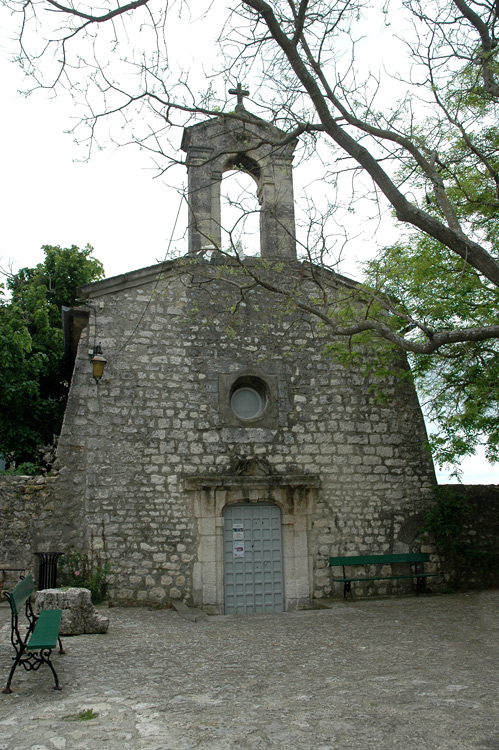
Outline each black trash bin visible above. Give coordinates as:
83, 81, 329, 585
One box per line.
35, 552, 62, 590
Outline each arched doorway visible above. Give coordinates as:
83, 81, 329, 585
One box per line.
223, 503, 284, 614
186, 473, 319, 614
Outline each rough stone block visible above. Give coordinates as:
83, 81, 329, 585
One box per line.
36, 588, 109, 635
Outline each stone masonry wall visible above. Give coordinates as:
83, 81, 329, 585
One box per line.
0, 475, 85, 592
43, 259, 438, 607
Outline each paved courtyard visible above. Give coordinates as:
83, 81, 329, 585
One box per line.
0, 590, 498, 750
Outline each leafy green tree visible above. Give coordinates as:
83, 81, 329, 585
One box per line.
366, 237, 499, 468
363, 73, 499, 468
0, 245, 104, 469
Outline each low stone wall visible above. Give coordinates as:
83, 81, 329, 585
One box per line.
434, 484, 499, 589
0, 476, 41, 590
0, 474, 83, 593
35, 587, 109, 634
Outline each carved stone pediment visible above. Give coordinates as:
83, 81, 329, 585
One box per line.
233, 456, 271, 476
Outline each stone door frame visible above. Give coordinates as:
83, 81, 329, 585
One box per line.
185, 475, 319, 613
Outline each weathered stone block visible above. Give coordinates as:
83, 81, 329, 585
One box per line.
36, 588, 109, 635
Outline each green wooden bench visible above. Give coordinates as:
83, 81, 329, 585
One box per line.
2, 574, 65, 693
329, 553, 438, 599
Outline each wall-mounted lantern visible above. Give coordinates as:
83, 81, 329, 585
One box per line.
91, 343, 107, 383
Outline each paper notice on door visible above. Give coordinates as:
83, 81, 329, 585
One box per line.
233, 541, 245, 558
233, 525, 244, 540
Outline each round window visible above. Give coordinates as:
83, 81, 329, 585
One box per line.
231, 386, 265, 420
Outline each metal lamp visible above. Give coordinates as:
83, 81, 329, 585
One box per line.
91, 344, 107, 382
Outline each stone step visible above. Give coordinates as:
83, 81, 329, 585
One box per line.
171, 600, 208, 622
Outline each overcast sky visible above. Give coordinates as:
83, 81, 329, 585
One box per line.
0, 62, 185, 279
0, 9, 496, 485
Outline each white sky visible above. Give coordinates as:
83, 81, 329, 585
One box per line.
0, 5, 496, 486
0, 61, 185, 278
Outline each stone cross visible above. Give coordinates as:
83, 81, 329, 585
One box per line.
229, 83, 250, 108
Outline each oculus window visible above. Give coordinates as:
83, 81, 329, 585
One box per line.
230, 377, 267, 421
231, 386, 265, 420
219, 371, 279, 428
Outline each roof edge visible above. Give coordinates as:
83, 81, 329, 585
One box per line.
77, 260, 176, 299
76, 255, 361, 300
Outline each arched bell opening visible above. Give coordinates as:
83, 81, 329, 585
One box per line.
224, 154, 261, 181
221, 159, 261, 257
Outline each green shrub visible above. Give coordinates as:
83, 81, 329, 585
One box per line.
0, 462, 43, 476
59, 547, 112, 604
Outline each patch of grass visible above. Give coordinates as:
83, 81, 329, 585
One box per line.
63, 708, 98, 722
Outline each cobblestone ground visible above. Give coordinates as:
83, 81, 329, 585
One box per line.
0, 591, 498, 750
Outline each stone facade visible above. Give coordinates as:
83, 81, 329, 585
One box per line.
41, 252, 437, 610
0, 106, 451, 611
0, 474, 81, 595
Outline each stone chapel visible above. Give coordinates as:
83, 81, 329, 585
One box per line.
50, 99, 437, 613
